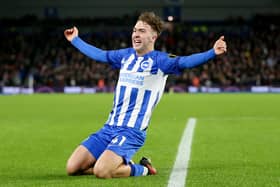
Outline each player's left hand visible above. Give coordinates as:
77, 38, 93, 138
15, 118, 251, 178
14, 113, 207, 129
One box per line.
213, 36, 227, 55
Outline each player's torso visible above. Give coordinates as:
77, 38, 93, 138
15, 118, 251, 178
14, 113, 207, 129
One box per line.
118, 52, 166, 89
106, 52, 167, 130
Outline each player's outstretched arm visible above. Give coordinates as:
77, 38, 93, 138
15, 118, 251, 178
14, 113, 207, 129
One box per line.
64, 26, 108, 63
177, 36, 227, 69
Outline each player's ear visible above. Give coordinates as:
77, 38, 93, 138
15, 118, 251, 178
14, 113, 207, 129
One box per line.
152, 33, 157, 41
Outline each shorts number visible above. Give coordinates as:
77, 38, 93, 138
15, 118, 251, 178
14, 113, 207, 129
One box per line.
119, 136, 126, 146
111, 136, 126, 146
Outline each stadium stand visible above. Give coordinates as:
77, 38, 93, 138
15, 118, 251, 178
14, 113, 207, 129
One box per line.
0, 14, 279, 93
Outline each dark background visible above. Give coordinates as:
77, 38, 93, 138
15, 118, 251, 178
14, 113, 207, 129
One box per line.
0, 0, 279, 93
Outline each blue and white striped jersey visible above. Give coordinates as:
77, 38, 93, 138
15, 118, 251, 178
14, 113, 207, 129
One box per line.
105, 48, 182, 131
71, 36, 215, 131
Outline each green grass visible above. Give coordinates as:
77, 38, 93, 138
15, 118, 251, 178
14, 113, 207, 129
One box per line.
0, 94, 279, 187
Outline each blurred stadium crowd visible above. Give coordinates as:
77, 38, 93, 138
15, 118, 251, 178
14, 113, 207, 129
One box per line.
0, 14, 279, 93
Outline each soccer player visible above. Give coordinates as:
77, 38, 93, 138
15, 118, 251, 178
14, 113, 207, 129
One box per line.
64, 12, 227, 179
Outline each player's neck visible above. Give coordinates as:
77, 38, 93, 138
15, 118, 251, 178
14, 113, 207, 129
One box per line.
135, 47, 154, 57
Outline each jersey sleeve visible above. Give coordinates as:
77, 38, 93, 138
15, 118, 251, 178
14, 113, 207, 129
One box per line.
157, 52, 183, 75
178, 49, 216, 69
71, 36, 129, 69
71, 36, 108, 62
157, 49, 216, 75
106, 48, 131, 69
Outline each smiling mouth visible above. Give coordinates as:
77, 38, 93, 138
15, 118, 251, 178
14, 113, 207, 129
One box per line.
133, 40, 142, 45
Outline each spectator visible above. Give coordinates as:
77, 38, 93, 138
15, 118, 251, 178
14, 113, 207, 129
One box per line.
0, 14, 279, 92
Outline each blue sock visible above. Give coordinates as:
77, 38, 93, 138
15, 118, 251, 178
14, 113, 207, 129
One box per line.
130, 164, 148, 176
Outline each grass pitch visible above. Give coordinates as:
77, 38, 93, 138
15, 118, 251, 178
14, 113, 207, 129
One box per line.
0, 93, 279, 187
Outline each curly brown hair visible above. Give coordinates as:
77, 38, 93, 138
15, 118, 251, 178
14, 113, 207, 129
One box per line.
138, 12, 164, 36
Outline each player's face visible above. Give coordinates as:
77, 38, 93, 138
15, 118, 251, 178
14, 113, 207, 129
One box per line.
132, 21, 157, 56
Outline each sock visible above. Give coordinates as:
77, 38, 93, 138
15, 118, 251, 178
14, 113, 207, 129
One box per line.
130, 164, 148, 176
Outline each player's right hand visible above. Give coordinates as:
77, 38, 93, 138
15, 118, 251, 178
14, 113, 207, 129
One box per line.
64, 26, 79, 42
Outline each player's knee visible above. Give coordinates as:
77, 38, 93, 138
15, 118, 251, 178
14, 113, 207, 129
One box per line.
93, 165, 111, 179
66, 162, 79, 176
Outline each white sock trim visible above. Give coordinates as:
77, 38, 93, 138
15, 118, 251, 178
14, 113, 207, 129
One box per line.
142, 167, 148, 176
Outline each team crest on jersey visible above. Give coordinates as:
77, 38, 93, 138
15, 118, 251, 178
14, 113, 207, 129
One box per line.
140, 58, 153, 70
